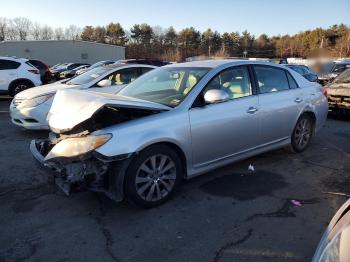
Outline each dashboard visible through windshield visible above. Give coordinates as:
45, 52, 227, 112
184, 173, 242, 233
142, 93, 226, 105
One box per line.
119, 67, 210, 107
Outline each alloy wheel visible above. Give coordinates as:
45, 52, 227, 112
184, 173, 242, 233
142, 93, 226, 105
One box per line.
14, 84, 28, 95
135, 154, 176, 202
294, 118, 312, 150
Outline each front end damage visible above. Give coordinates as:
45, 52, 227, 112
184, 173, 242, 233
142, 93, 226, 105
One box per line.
326, 86, 350, 114
30, 133, 133, 201
29, 89, 170, 201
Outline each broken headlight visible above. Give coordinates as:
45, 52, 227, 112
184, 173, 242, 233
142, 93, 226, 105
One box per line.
19, 93, 54, 108
45, 134, 112, 161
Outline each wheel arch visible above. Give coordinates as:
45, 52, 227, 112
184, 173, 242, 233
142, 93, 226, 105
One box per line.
8, 78, 35, 93
137, 141, 188, 178
108, 140, 188, 203
299, 110, 317, 133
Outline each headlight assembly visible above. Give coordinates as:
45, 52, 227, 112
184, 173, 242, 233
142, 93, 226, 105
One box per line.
44, 134, 112, 161
19, 93, 54, 108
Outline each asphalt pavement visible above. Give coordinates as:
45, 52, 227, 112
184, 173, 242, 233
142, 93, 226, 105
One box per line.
0, 96, 349, 262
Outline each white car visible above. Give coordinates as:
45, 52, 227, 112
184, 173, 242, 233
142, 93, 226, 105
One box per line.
0, 56, 42, 96
10, 64, 156, 130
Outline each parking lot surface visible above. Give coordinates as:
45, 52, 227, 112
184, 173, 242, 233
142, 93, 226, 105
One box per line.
0, 96, 350, 262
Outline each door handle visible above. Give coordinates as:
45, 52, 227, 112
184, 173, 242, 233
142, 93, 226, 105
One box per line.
247, 106, 258, 114
294, 98, 303, 103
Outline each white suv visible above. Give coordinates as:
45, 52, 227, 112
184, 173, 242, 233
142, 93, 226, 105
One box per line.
0, 56, 42, 96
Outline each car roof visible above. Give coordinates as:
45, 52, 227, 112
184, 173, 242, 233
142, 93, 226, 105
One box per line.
103, 63, 157, 70
0, 56, 28, 63
164, 59, 287, 69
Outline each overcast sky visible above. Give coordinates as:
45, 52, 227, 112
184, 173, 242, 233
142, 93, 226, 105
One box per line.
1, 0, 349, 36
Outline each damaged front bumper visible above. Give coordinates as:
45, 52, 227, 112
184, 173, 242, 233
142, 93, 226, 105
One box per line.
328, 95, 350, 114
30, 138, 133, 201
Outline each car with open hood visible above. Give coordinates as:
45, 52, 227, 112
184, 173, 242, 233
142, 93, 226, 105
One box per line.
30, 60, 328, 208
324, 68, 350, 115
10, 64, 156, 130
318, 61, 350, 85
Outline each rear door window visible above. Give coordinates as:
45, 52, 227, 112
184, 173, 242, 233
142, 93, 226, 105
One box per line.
107, 68, 139, 85
0, 59, 20, 70
140, 67, 154, 75
253, 66, 289, 93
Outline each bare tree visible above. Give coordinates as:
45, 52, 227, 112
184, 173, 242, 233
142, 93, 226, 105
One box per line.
65, 25, 81, 40
54, 27, 65, 40
0, 17, 8, 41
12, 17, 32, 40
40, 25, 53, 40
31, 22, 41, 40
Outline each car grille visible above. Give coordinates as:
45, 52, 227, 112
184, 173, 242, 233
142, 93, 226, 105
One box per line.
12, 97, 25, 108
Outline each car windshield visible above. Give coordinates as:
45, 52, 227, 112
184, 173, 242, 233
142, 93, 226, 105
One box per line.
119, 67, 210, 107
66, 66, 110, 85
333, 69, 350, 84
333, 64, 350, 73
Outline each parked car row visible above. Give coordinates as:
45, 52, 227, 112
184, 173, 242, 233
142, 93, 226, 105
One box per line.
10, 64, 156, 129
51, 59, 169, 80
7, 59, 327, 208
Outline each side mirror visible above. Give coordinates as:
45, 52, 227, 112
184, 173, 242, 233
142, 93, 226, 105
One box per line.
204, 89, 229, 104
97, 79, 112, 87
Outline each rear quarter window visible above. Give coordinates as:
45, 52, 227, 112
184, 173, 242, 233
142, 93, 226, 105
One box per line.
286, 72, 299, 89
0, 59, 21, 70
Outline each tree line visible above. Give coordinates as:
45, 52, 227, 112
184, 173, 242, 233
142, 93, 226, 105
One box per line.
1, 17, 349, 61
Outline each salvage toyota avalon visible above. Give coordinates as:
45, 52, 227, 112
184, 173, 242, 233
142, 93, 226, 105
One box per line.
30, 60, 328, 208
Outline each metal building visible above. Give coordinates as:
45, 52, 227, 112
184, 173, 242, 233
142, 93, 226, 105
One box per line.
0, 40, 125, 66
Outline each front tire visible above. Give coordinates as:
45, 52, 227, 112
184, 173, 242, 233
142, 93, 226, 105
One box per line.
291, 114, 313, 152
125, 145, 182, 208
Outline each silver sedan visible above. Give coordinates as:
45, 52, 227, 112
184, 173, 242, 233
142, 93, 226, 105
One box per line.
30, 60, 328, 208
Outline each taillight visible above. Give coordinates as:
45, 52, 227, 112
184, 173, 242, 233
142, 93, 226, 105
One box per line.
28, 69, 40, 74
320, 87, 328, 96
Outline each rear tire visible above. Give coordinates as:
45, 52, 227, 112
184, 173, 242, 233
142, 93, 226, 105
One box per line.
9, 81, 32, 96
125, 145, 182, 208
290, 114, 313, 153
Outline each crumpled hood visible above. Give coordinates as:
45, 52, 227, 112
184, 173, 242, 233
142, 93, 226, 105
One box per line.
48, 89, 171, 133
327, 83, 350, 96
15, 81, 78, 99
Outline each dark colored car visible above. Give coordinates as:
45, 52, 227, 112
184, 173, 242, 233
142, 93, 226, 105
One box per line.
75, 60, 115, 75
285, 64, 318, 82
313, 198, 350, 261
59, 64, 90, 79
324, 68, 350, 115
115, 59, 169, 67
50, 63, 90, 80
28, 59, 51, 84
318, 61, 350, 85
